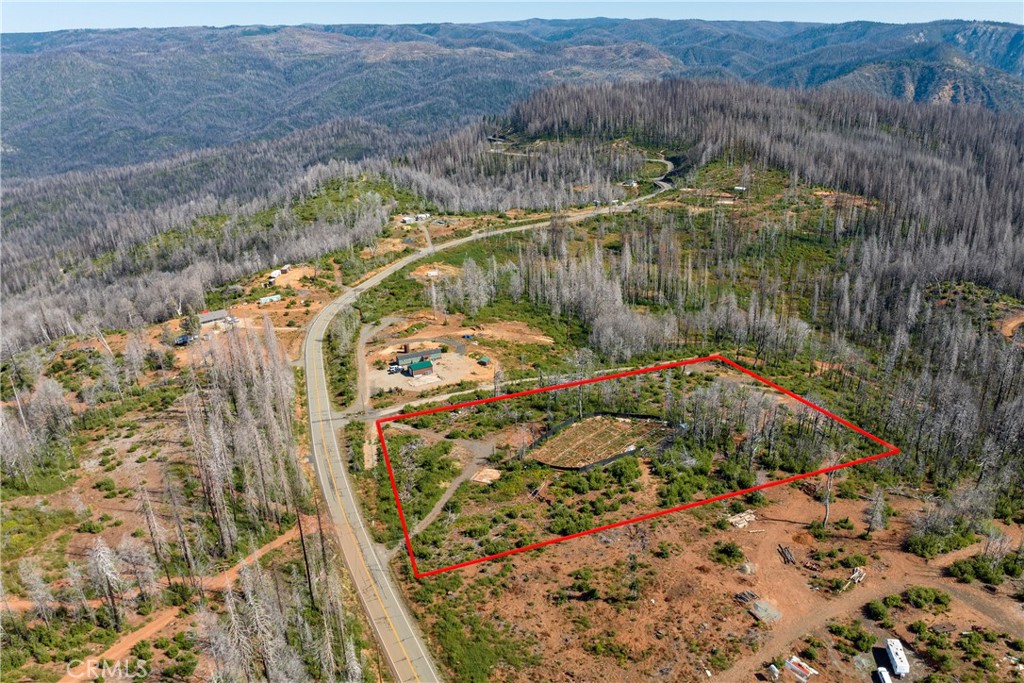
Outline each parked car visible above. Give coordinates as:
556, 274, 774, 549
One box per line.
387, 365, 401, 374
876, 667, 893, 683
174, 334, 192, 346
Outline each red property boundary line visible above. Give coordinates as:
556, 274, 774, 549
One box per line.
375, 354, 899, 579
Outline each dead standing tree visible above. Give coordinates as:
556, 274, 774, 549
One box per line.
571, 348, 595, 420
17, 559, 54, 627
117, 536, 159, 604
821, 450, 843, 529
87, 538, 125, 631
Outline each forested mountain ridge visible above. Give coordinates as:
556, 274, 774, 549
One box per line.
2, 17, 1022, 177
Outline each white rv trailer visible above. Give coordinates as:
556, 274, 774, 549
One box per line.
886, 639, 910, 677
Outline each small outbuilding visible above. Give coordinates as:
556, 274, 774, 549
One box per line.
407, 360, 434, 377
785, 656, 819, 682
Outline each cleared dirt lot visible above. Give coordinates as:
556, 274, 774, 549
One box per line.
361, 309, 560, 400
368, 351, 491, 394
404, 483, 1023, 683
383, 310, 555, 347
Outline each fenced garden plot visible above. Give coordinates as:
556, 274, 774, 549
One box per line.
529, 414, 672, 470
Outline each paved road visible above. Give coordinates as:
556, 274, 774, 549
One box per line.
301, 160, 674, 682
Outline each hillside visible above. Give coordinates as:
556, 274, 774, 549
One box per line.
2, 17, 1022, 177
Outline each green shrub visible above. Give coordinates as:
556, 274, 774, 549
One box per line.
162, 651, 197, 678
976, 653, 997, 671
547, 505, 594, 536
926, 648, 955, 672
905, 524, 977, 558
1002, 551, 1023, 578
606, 456, 641, 485
828, 621, 875, 652
130, 640, 153, 662
709, 541, 745, 567
569, 568, 598, 601
841, 553, 868, 568
883, 594, 904, 609
958, 631, 984, 658
78, 519, 104, 533
652, 542, 675, 559
904, 586, 951, 611
834, 517, 855, 530
947, 555, 1005, 584
0, 645, 29, 671
921, 673, 957, 683
864, 600, 888, 621
808, 520, 830, 540
908, 620, 929, 635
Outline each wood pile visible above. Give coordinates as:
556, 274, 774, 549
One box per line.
727, 510, 757, 528
734, 591, 759, 604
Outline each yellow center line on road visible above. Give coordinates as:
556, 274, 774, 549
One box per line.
311, 353, 422, 683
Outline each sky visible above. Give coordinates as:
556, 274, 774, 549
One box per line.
2, 1, 1021, 33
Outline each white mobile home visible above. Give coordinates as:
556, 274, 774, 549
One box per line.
198, 309, 229, 325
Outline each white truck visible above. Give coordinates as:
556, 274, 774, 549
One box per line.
886, 639, 910, 678
876, 667, 894, 683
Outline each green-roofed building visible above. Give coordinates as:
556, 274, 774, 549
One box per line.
396, 348, 444, 366
407, 360, 434, 377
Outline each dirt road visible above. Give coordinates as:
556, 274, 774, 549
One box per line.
999, 311, 1024, 343
410, 437, 494, 538
7, 525, 307, 616
301, 158, 675, 682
